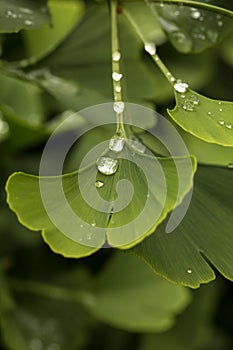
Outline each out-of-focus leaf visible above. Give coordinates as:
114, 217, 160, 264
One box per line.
84, 253, 191, 332
139, 281, 227, 350
153, 2, 233, 53
23, 0, 85, 59
0, 0, 51, 33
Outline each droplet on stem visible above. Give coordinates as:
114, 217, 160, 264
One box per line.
144, 42, 156, 55
174, 79, 189, 93
109, 135, 125, 153
112, 72, 123, 82
112, 51, 121, 62
113, 101, 125, 113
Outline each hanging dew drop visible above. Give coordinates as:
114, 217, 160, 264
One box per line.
144, 42, 156, 55
112, 72, 122, 82
127, 139, 146, 153
113, 101, 125, 113
112, 51, 121, 62
96, 157, 118, 175
95, 180, 104, 188
174, 79, 189, 93
109, 135, 125, 153
219, 120, 225, 125
226, 123, 232, 129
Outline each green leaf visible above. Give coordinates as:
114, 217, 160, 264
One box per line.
6, 142, 196, 257
0, 0, 51, 33
153, 2, 233, 53
84, 253, 191, 332
23, 0, 85, 59
168, 89, 233, 146
139, 282, 226, 350
12, 5, 164, 109
131, 165, 233, 288
0, 272, 89, 350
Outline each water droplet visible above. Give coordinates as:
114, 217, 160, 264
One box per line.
227, 163, 233, 169
109, 135, 125, 152
127, 139, 146, 153
95, 180, 104, 188
207, 111, 212, 115
182, 101, 195, 111
217, 20, 223, 27
112, 72, 122, 82
25, 19, 33, 26
6, 10, 13, 16
113, 101, 125, 113
190, 9, 201, 19
96, 157, 118, 175
112, 51, 121, 62
144, 42, 156, 55
20, 7, 33, 14
30, 338, 43, 350
174, 79, 189, 93
187, 269, 192, 274
181, 94, 186, 99
91, 222, 96, 227
146, 193, 150, 198
219, 120, 225, 125
115, 86, 121, 93
207, 30, 218, 43
226, 123, 232, 129
87, 233, 92, 240
219, 108, 223, 112
218, 102, 222, 105
189, 94, 199, 105
80, 224, 84, 228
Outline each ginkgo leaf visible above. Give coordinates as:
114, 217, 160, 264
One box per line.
0, 0, 51, 33
168, 89, 233, 146
6, 143, 196, 258
147, 1, 233, 53
131, 165, 233, 288
85, 253, 191, 332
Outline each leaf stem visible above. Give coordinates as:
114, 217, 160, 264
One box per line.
110, 0, 126, 137
123, 7, 176, 87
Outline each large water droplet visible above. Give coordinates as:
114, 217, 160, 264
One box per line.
96, 157, 118, 175
113, 101, 125, 113
127, 139, 146, 153
95, 180, 104, 188
112, 51, 121, 62
112, 72, 122, 82
109, 135, 125, 153
144, 42, 156, 55
174, 79, 189, 93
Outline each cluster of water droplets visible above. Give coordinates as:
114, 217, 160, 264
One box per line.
4, 6, 41, 27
